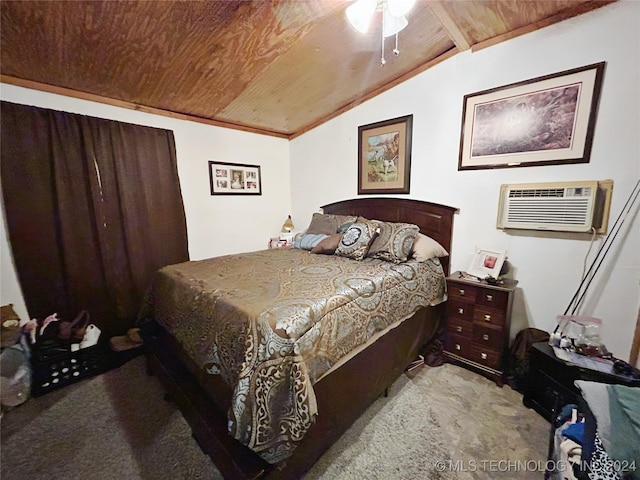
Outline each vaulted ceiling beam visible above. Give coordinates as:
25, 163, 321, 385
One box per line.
428, 1, 472, 51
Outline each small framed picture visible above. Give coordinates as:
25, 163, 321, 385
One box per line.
467, 248, 506, 280
209, 161, 261, 195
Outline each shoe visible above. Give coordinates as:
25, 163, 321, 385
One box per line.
109, 328, 144, 352
58, 310, 89, 340
78, 324, 101, 349
71, 311, 90, 340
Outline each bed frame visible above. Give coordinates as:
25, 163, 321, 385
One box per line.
142, 197, 457, 479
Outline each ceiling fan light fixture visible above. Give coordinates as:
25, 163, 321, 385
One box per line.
382, 9, 407, 37
346, 0, 414, 66
386, 0, 416, 18
346, 0, 377, 33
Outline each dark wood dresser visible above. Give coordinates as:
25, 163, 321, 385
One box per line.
443, 271, 518, 386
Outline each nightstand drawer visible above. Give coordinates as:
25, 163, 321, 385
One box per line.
473, 324, 503, 351
469, 346, 501, 370
445, 334, 472, 357
477, 289, 509, 310
447, 284, 478, 303
473, 306, 505, 327
447, 317, 473, 338
446, 300, 474, 321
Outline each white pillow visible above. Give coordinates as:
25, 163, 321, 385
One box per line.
410, 233, 449, 261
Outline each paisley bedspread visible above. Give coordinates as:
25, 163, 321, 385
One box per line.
142, 247, 445, 463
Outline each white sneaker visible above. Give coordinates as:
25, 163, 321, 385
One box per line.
79, 324, 101, 349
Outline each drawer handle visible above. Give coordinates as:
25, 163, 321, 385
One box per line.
456, 326, 463, 333
486, 294, 493, 302
481, 352, 488, 360
484, 314, 491, 322
455, 344, 461, 351
458, 307, 464, 315
459, 289, 465, 296
482, 334, 489, 341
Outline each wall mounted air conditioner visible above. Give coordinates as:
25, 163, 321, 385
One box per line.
497, 180, 613, 233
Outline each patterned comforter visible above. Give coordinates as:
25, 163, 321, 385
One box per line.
142, 247, 445, 463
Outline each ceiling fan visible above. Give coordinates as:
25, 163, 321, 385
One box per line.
346, 0, 417, 65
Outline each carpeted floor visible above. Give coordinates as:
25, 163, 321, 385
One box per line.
1, 356, 549, 479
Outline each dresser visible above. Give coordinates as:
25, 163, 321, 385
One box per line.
443, 271, 518, 386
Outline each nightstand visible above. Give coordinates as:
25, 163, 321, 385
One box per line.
523, 342, 640, 421
268, 232, 300, 249
443, 271, 518, 386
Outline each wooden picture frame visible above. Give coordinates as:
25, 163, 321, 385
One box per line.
358, 114, 412, 194
458, 62, 605, 170
467, 247, 506, 280
209, 161, 262, 195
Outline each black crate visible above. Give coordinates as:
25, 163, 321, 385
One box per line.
29, 339, 108, 396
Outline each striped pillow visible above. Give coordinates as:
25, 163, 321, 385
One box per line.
293, 233, 328, 250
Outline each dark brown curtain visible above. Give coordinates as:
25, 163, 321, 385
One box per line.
1, 101, 189, 338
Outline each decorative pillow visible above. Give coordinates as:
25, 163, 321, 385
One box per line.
336, 221, 354, 234
293, 233, 329, 250
410, 233, 449, 261
367, 221, 420, 263
305, 213, 358, 235
335, 221, 379, 261
310, 233, 343, 255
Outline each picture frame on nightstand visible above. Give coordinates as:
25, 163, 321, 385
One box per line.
467, 247, 506, 279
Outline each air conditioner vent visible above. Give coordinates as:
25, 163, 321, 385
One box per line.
509, 188, 565, 198
497, 181, 612, 233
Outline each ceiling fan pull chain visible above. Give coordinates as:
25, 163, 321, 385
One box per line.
394, 32, 400, 56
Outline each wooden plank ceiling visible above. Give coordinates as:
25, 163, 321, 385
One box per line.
1, 0, 613, 139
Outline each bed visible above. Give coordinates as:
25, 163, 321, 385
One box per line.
138, 197, 457, 479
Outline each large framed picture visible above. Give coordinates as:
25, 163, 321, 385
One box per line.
458, 62, 605, 170
209, 161, 262, 195
358, 114, 412, 194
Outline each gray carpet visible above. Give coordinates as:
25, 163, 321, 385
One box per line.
1, 357, 549, 479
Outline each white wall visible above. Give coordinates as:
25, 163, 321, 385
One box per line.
290, 1, 640, 363
0, 85, 290, 322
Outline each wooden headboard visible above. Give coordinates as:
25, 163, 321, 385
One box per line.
322, 197, 458, 275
